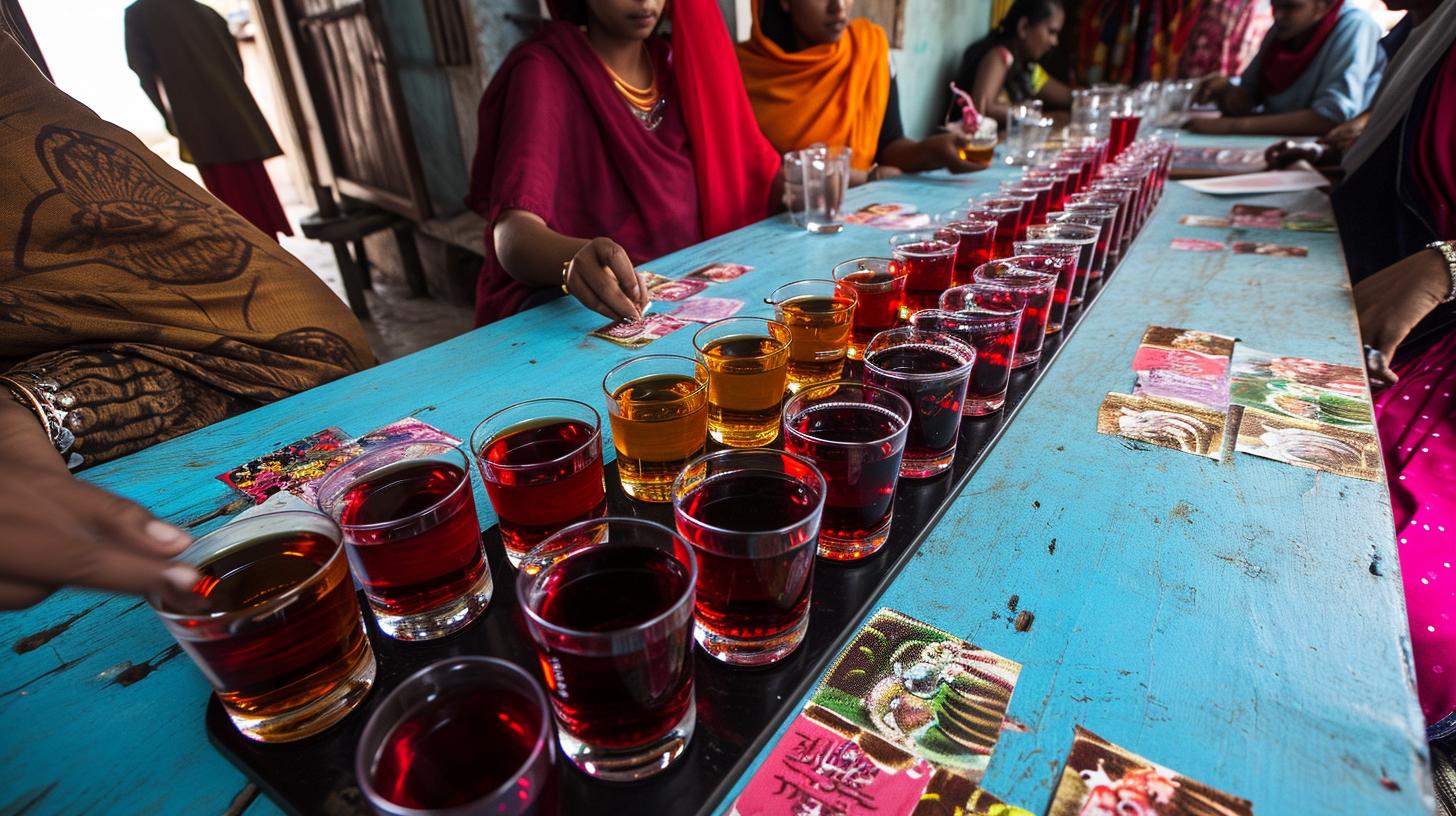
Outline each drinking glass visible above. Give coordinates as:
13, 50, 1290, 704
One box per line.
973, 259, 1058, 368
781, 149, 807, 228
1051, 205, 1116, 286
518, 518, 697, 780
151, 511, 375, 742
673, 449, 826, 666
862, 327, 975, 478
318, 441, 493, 641
954, 115, 999, 164
1107, 90, 1141, 159
602, 355, 708, 503
783, 381, 911, 560
472, 398, 608, 567
832, 257, 907, 359
942, 219, 997, 286
1014, 240, 1080, 329
1003, 178, 1052, 224
356, 657, 554, 815
767, 279, 857, 394
693, 317, 793, 447
971, 196, 1025, 258
1089, 180, 1139, 261
1026, 221, 1100, 306
1004, 101, 1045, 164
922, 296, 1023, 415
1067, 193, 1124, 276
890, 229, 959, 317
802, 144, 852, 234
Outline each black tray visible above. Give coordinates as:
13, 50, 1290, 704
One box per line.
208, 280, 1108, 816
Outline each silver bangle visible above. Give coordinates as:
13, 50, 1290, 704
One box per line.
0, 372, 82, 468
1429, 240, 1456, 304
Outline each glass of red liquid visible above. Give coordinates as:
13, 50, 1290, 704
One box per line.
889, 229, 958, 319
472, 398, 608, 568
1023, 167, 1070, 212
1066, 194, 1123, 277
973, 195, 1028, 254
1014, 240, 1080, 330
942, 219, 997, 286
150, 511, 376, 743
1107, 90, 1141, 159
356, 657, 554, 815
318, 441, 493, 641
832, 257, 907, 359
973, 259, 1057, 369
1003, 178, 1053, 224
919, 298, 1023, 415
672, 449, 826, 666
862, 327, 975, 478
518, 517, 697, 781
1089, 180, 1139, 263
992, 188, 1039, 241
1026, 221, 1100, 309
783, 381, 911, 560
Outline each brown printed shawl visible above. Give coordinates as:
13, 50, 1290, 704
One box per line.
0, 33, 373, 468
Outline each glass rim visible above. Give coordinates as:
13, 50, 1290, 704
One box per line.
911, 307, 1023, 334
764, 278, 858, 309
783, 380, 912, 449
354, 655, 553, 816
671, 448, 828, 542
471, 397, 602, 473
517, 517, 698, 640
601, 354, 707, 408
938, 285, 1026, 317
973, 260, 1059, 288
691, 316, 790, 356
863, 327, 976, 380
943, 218, 997, 234
888, 229, 958, 249
1028, 222, 1100, 241
150, 510, 344, 624
1014, 239, 1084, 259
317, 440, 474, 533
831, 256, 903, 281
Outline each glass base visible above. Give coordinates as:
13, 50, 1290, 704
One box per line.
620, 478, 673, 503
226, 640, 376, 743
708, 425, 780, 448
696, 615, 807, 667
963, 394, 1007, 416
557, 699, 695, 781
900, 448, 954, 479
1069, 295, 1084, 307
371, 567, 494, 641
1045, 322, 1062, 335
806, 222, 844, 234
818, 517, 892, 560
1012, 349, 1043, 369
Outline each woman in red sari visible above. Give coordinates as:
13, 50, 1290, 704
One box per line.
467, 0, 780, 326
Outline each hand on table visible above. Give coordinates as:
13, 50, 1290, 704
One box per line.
1194, 74, 1230, 106
1265, 139, 1329, 169
1354, 248, 1453, 388
566, 237, 649, 322
1185, 116, 1238, 136
925, 133, 990, 174
0, 400, 199, 611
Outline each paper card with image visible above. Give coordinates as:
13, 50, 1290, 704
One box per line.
589, 313, 690, 348
1228, 346, 1373, 433
1047, 726, 1253, 816
1134, 370, 1230, 410
1282, 211, 1335, 232
1170, 238, 1226, 253
844, 203, 934, 231
1132, 346, 1230, 380
685, 262, 753, 283
1097, 392, 1227, 460
668, 297, 745, 323
1177, 215, 1233, 229
1139, 327, 1236, 359
1231, 241, 1308, 258
638, 270, 673, 290
649, 278, 710, 301
217, 427, 355, 504
1229, 203, 1285, 230
1235, 407, 1381, 481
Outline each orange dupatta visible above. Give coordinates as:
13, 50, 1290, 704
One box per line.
736, 11, 890, 172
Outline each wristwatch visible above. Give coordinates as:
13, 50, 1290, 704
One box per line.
1428, 241, 1456, 304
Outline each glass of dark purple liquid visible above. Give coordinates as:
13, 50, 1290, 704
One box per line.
317, 441, 493, 641
862, 327, 975, 478
356, 657, 554, 815
518, 517, 697, 781
1013, 241, 1079, 331
972, 259, 1057, 369
783, 381, 911, 560
672, 449, 826, 666
913, 301, 1022, 416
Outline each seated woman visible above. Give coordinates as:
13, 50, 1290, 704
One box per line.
737, 0, 985, 184
1190, 0, 1383, 136
954, 0, 1071, 125
1331, 0, 1456, 743
468, 0, 780, 326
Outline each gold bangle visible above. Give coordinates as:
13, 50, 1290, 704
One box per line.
560, 258, 573, 295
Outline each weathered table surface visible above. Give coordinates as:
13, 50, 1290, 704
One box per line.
0, 135, 1429, 815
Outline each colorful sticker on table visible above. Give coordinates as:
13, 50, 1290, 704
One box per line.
1282, 211, 1336, 232
1097, 392, 1227, 460
1139, 326, 1236, 359
1134, 369, 1230, 410
1229, 345, 1373, 432
1234, 407, 1382, 481
1230, 203, 1285, 230
1132, 346, 1230, 379
589, 313, 690, 348
1176, 214, 1233, 229
1046, 726, 1253, 816
844, 203, 934, 231
685, 262, 753, 283
638, 270, 673, 290
289, 417, 466, 505
1169, 238, 1226, 253
217, 427, 355, 504
668, 297, 745, 323
649, 278, 710, 301
1231, 241, 1308, 257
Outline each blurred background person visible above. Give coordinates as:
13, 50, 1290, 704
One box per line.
954, 0, 1072, 125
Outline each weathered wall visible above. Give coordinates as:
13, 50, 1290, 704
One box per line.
895, 0, 993, 138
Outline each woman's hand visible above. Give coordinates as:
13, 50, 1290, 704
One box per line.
1354, 248, 1453, 387
566, 238, 648, 322
0, 400, 199, 610
1265, 139, 1328, 169
1194, 74, 1231, 106
924, 133, 990, 174
1186, 116, 1238, 135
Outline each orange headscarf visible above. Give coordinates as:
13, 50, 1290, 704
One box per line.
737, 6, 890, 172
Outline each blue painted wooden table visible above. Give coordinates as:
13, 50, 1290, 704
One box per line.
0, 136, 1429, 815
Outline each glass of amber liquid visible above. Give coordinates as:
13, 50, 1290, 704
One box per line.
766, 279, 857, 394
693, 317, 792, 447
602, 355, 709, 503
150, 511, 376, 743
